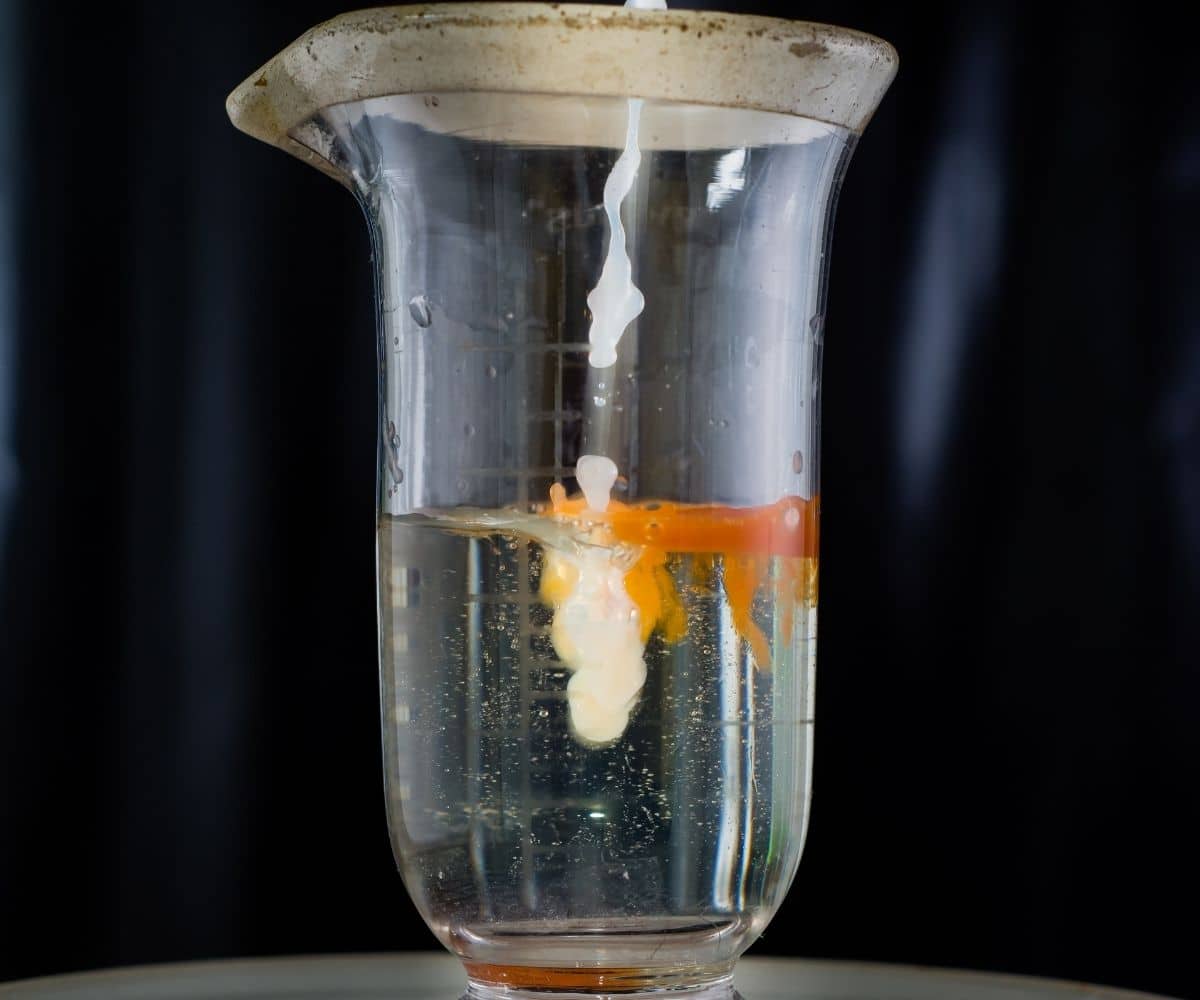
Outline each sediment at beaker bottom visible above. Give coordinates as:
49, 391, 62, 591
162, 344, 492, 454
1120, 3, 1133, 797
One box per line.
464, 961, 734, 997
454, 915, 746, 995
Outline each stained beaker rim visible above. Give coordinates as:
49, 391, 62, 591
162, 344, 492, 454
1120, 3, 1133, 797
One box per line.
227, 2, 897, 181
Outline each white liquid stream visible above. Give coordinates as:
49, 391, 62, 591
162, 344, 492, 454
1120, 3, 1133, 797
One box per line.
585, 101, 645, 370
585, 0, 665, 369
555, 0, 665, 744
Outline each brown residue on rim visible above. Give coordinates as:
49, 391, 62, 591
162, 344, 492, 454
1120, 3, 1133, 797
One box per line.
226, 1, 899, 173
790, 40, 828, 57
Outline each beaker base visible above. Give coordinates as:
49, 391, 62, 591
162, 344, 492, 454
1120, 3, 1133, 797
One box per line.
464, 961, 735, 997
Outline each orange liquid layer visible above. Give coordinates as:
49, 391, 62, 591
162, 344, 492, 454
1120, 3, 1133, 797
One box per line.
540, 486, 819, 666
463, 961, 730, 991
543, 485, 818, 559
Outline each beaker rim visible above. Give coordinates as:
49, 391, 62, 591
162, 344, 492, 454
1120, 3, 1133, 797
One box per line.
227, 2, 897, 180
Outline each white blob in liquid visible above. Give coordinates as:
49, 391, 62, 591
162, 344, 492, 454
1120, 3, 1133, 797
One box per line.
543, 454, 643, 743
575, 453, 619, 512
549, 545, 646, 744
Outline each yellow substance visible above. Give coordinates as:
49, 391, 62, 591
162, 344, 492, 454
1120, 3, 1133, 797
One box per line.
538, 550, 580, 607
622, 548, 688, 644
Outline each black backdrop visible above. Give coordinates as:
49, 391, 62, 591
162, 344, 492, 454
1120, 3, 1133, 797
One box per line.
1, 1, 1198, 997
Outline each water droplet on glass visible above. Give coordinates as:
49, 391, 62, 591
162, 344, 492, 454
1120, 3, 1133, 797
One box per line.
744, 337, 760, 369
486, 364, 498, 379
408, 294, 433, 327
396, 468, 404, 484
464, 424, 476, 438
456, 478, 468, 494
593, 395, 607, 407
792, 449, 804, 474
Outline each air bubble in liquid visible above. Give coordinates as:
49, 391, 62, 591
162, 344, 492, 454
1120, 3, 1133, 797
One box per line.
408, 294, 433, 327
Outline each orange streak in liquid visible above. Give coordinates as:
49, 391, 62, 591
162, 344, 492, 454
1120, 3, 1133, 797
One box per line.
541, 486, 819, 665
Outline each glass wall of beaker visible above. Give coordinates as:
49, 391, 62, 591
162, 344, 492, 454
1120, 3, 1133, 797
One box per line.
300, 90, 844, 994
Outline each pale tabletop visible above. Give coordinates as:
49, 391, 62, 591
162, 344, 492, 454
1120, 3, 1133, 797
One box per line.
0, 953, 1175, 999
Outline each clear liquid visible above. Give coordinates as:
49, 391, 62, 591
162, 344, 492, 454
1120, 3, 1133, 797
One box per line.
378, 512, 815, 976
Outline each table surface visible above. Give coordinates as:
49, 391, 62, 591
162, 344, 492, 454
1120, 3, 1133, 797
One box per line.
0, 953, 1175, 999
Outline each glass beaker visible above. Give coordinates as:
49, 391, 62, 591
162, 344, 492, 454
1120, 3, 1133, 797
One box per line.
229, 6, 896, 997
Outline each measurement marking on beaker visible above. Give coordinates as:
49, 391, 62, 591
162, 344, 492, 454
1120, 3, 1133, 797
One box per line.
462, 342, 590, 354
553, 340, 564, 486
528, 409, 582, 423
508, 297, 538, 912
459, 466, 576, 478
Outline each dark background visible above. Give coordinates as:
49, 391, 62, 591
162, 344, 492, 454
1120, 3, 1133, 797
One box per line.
2, 0, 1197, 996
